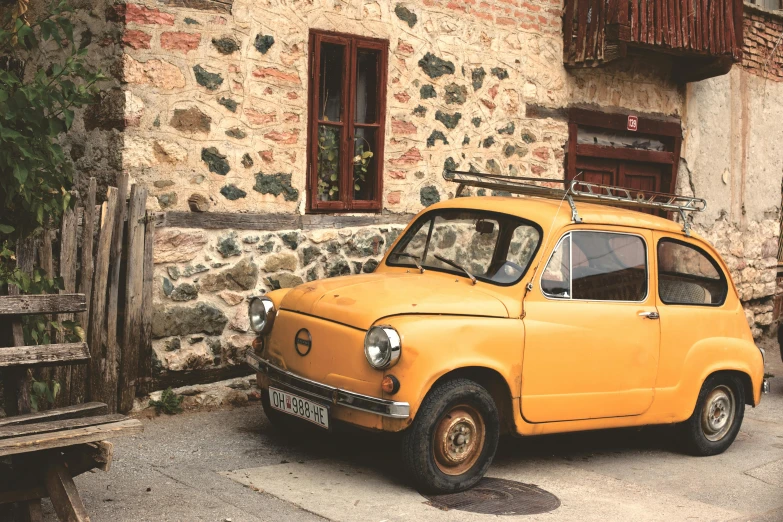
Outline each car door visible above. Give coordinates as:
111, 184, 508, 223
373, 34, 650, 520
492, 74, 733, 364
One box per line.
520, 227, 661, 423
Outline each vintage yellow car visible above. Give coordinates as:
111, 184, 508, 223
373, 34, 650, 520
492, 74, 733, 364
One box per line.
247, 172, 768, 493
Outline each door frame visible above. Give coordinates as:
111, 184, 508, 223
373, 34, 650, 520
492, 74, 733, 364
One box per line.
566, 107, 683, 195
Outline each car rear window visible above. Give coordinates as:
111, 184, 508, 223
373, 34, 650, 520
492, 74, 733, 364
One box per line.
657, 239, 728, 306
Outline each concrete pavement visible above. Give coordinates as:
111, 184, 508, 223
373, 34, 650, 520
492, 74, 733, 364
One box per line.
52, 345, 783, 521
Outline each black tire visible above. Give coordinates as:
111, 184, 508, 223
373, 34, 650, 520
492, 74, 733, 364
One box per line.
679, 374, 745, 456
401, 378, 500, 494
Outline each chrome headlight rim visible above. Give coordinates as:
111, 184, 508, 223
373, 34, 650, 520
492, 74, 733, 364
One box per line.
249, 296, 276, 334
364, 325, 401, 370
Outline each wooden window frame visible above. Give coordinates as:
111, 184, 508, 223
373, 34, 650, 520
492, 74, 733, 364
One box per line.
565, 108, 682, 194
306, 30, 389, 214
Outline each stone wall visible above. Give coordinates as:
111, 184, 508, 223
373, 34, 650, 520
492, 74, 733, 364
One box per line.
151, 224, 403, 377
680, 6, 783, 338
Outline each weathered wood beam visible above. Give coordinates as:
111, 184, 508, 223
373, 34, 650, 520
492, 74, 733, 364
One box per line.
0, 295, 87, 316
0, 414, 126, 440
0, 343, 89, 369
43, 459, 90, 522
0, 403, 108, 428
154, 211, 412, 231
0, 419, 143, 457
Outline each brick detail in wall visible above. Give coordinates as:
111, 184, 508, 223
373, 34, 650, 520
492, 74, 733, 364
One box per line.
742, 7, 783, 81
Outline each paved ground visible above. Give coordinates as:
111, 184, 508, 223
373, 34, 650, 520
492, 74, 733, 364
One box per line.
37, 344, 783, 521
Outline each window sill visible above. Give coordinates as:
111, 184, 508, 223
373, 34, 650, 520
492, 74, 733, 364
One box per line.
744, 2, 783, 22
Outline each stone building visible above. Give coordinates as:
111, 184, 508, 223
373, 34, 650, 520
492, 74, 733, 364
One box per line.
66, 0, 783, 386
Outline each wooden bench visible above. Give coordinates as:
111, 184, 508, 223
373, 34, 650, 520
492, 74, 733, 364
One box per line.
0, 293, 143, 522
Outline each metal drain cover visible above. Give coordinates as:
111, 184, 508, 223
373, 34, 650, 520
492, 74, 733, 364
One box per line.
424, 478, 560, 515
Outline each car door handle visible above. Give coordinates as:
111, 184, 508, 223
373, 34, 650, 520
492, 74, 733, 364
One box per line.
638, 311, 660, 320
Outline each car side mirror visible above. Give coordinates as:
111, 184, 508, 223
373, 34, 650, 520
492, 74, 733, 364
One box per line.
475, 220, 495, 234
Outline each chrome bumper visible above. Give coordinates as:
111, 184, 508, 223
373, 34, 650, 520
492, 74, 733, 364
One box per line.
247, 352, 410, 419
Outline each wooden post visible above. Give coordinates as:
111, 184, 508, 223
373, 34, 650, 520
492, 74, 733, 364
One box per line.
105, 174, 128, 412
55, 208, 78, 408
88, 189, 117, 405
2, 239, 37, 417
43, 459, 90, 522
72, 179, 97, 405
117, 185, 147, 413
137, 212, 155, 396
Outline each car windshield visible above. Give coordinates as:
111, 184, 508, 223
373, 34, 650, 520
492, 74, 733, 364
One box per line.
386, 209, 542, 286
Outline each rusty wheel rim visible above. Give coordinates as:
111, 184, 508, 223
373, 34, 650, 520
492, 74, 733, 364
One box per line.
433, 404, 486, 476
701, 385, 736, 442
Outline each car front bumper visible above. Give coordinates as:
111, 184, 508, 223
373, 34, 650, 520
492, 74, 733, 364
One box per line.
247, 352, 410, 419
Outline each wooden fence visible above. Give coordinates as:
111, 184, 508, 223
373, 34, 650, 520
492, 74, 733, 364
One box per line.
11, 175, 155, 414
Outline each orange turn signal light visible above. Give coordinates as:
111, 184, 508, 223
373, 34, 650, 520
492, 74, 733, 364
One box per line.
381, 375, 400, 395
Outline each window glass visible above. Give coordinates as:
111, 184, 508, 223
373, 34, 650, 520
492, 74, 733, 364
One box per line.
542, 235, 571, 298
316, 125, 341, 201
355, 50, 379, 124
353, 127, 376, 201
318, 43, 344, 122
658, 239, 727, 305
571, 232, 647, 301
388, 210, 541, 286
541, 232, 648, 301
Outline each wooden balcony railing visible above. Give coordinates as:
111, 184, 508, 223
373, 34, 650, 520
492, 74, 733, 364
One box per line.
564, 0, 744, 81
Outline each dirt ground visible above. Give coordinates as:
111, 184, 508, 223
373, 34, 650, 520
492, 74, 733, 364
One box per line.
33, 341, 783, 521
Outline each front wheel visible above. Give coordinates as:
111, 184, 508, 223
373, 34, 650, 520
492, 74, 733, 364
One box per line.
401, 378, 499, 494
679, 374, 745, 456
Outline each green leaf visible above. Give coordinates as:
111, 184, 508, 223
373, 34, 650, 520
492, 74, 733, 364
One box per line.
0, 224, 15, 234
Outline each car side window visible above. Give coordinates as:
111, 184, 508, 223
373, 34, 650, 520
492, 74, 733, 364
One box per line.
657, 239, 728, 306
541, 231, 648, 302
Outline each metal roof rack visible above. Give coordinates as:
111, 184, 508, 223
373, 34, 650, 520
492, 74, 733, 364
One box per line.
444, 170, 706, 236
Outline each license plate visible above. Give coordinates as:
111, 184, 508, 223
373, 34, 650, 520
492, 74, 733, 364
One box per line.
269, 387, 329, 429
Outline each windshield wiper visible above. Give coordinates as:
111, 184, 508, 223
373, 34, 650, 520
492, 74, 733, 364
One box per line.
393, 252, 424, 273
433, 254, 477, 285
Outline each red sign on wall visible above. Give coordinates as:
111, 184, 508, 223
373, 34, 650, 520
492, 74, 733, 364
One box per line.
627, 115, 639, 132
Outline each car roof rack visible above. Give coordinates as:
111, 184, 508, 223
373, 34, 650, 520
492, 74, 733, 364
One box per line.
444, 170, 706, 236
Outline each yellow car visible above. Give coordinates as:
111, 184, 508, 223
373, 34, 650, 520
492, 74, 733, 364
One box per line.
247, 172, 768, 493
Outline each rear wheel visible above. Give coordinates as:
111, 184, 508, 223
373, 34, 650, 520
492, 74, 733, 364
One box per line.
679, 374, 745, 456
401, 378, 499, 493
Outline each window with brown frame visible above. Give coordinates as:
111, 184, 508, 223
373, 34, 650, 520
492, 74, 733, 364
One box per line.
307, 31, 388, 213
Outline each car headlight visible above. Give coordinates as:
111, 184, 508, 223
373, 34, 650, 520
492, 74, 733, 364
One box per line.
364, 326, 401, 370
249, 296, 275, 334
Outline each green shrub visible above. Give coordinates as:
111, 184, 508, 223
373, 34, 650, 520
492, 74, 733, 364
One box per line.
149, 388, 184, 415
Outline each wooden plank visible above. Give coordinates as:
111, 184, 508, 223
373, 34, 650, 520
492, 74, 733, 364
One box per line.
564, 0, 576, 64
0, 403, 108, 428
0, 419, 143, 457
118, 185, 148, 414
0, 343, 89, 369
733, 0, 743, 59
137, 212, 155, 396
0, 295, 86, 316
0, 414, 125, 439
684, 0, 692, 49
662, 0, 670, 45
647, 0, 654, 44
105, 174, 129, 413
88, 189, 117, 405
630, 0, 638, 41
73, 179, 97, 405
43, 459, 90, 522
725, 0, 736, 59
0, 487, 46, 505
161, 211, 301, 230
576, 144, 675, 164
656, 0, 663, 45
639, 0, 647, 43
62, 441, 114, 476
673, 0, 681, 48
575, 0, 589, 60
585, 0, 599, 60
55, 208, 78, 408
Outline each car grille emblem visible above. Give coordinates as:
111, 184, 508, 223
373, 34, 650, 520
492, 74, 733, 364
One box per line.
294, 328, 312, 356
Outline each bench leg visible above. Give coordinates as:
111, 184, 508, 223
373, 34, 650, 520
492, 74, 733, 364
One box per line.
43, 460, 90, 522
20, 500, 43, 522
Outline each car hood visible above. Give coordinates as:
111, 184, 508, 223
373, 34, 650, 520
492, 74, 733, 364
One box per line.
279, 272, 509, 330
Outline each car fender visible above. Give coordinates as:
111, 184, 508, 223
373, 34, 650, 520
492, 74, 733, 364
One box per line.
378, 314, 524, 423
669, 336, 764, 419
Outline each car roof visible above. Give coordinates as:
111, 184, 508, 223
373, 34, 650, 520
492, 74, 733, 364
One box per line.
428, 195, 690, 236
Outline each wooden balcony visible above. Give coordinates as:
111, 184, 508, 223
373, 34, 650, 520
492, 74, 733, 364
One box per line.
563, 0, 744, 82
